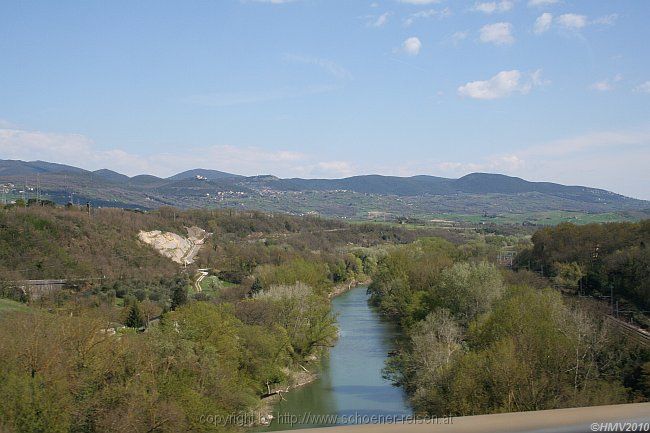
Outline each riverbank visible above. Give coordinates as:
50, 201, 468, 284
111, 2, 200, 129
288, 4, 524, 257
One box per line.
328, 277, 372, 299
260, 286, 410, 431
255, 278, 373, 427
256, 367, 319, 427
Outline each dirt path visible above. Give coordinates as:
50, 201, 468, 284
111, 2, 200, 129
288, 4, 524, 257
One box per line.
194, 269, 208, 293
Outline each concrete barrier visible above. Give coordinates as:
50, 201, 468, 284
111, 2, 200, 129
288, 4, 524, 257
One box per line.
285, 403, 650, 433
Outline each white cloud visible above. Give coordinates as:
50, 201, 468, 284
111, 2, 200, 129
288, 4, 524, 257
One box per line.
368, 11, 391, 27
590, 74, 622, 92
313, 161, 355, 177
433, 128, 650, 199
0, 127, 357, 178
0, 128, 181, 178
521, 130, 650, 158
527, 0, 559, 6
534, 13, 553, 34
591, 14, 618, 26
403, 7, 451, 26
398, 0, 441, 4
535, 12, 617, 35
591, 80, 612, 92
284, 54, 352, 80
635, 81, 650, 94
471, 1, 514, 14
530, 69, 550, 86
437, 154, 524, 174
458, 69, 546, 100
244, 0, 298, 3
556, 13, 587, 30
449, 30, 468, 45
479, 22, 515, 45
0, 119, 18, 129
5, 124, 647, 199
351, 127, 650, 200
401, 37, 422, 55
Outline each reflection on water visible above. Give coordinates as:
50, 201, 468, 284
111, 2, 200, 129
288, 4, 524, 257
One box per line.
266, 287, 410, 430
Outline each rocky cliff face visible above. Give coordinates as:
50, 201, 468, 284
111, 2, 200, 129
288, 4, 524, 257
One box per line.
137, 226, 208, 264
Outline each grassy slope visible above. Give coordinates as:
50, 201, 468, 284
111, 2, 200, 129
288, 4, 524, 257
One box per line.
0, 298, 29, 314
426, 211, 644, 225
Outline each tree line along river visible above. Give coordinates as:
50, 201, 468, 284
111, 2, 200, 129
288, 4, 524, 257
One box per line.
264, 286, 411, 430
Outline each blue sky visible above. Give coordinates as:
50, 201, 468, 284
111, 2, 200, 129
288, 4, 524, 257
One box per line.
1, 0, 649, 199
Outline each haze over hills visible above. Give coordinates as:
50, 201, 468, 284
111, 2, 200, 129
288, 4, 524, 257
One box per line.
0, 159, 648, 222
167, 168, 243, 181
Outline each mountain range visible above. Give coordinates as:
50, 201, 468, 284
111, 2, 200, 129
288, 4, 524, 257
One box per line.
1, 159, 647, 222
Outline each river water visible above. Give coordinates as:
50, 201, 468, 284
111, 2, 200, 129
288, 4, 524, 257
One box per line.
265, 286, 411, 430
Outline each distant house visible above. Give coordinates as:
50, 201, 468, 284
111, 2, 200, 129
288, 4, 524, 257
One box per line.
497, 251, 517, 267
19, 279, 67, 300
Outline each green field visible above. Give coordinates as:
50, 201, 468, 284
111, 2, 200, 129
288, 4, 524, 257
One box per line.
215, 191, 648, 227
422, 211, 642, 226
191, 275, 236, 298
351, 211, 643, 234
0, 298, 29, 314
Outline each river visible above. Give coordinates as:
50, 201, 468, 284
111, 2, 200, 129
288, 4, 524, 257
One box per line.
265, 286, 411, 430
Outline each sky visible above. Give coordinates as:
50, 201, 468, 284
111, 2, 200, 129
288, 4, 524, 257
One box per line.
0, 0, 649, 199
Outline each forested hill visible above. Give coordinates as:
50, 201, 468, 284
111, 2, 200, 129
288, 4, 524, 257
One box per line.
515, 220, 650, 311
0, 205, 452, 284
245, 172, 629, 200
0, 205, 647, 431
0, 159, 647, 218
0, 204, 464, 431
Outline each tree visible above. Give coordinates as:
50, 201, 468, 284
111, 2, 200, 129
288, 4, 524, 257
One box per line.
343, 253, 363, 278
153, 302, 260, 430
553, 261, 584, 290
432, 262, 504, 324
140, 299, 162, 325
516, 220, 650, 310
170, 277, 188, 310
255, 259, 331, 292
249, 277, 263, 295
125, 302, 144, 328
447, 287, 629, 415
253, 283, 337, 358
367, 238, 457, 326
411, 309, 463, 371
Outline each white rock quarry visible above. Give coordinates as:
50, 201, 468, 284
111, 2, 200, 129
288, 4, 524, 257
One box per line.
138, 226, 209, 265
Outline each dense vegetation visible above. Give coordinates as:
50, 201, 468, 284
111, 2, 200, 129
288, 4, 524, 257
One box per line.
1, 205, 647, 431
515, 221, 650, 311
369, 238, 650, 416
0, 205, 450, 303
0, 205, 450, 432
0, 303, 289, 432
